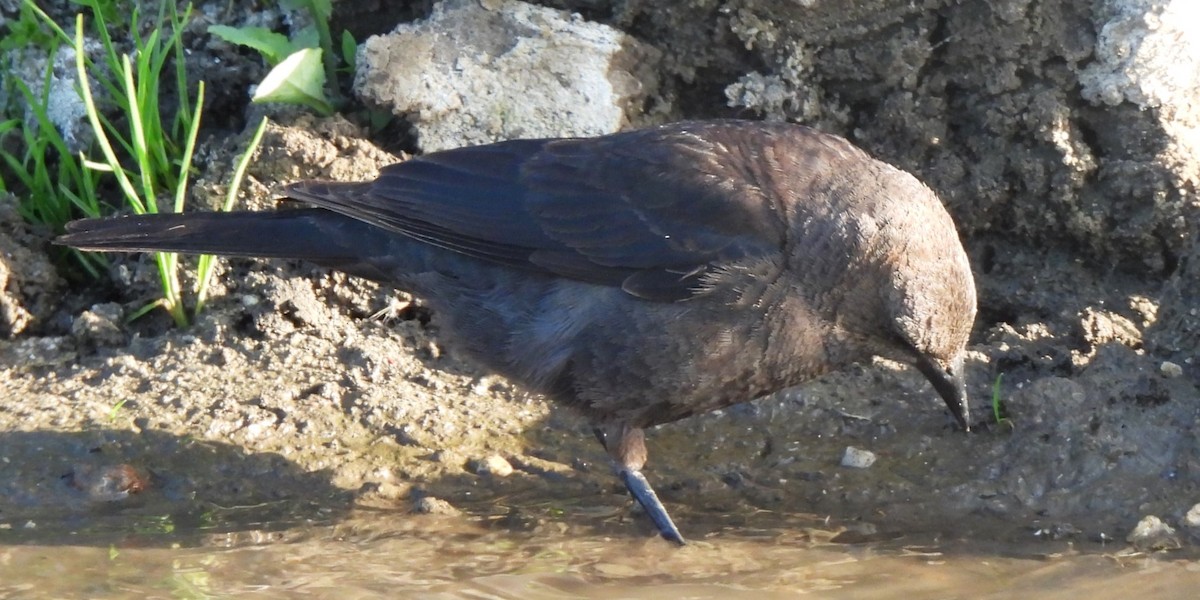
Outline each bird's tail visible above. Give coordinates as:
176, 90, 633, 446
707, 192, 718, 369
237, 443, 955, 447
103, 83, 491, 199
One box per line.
56, 209, 359, 261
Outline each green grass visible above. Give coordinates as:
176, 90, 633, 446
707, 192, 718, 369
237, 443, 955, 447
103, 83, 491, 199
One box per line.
991, 373, 1012, 429
1, 42, 107, 276
69, 5, 204, 327
2, 0, 271, 326
107, 397, 128, 423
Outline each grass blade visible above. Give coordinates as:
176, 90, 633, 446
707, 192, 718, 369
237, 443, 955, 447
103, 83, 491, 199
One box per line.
196, 115, 267, 314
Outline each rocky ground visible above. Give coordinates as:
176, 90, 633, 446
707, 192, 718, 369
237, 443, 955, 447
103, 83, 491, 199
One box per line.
1, 0, 1198, 554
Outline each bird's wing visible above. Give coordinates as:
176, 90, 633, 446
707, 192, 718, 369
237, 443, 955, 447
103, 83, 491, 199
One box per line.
283, 122, 790, 301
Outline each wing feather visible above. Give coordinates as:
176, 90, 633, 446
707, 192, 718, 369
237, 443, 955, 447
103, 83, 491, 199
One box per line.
282, 121, 798, 300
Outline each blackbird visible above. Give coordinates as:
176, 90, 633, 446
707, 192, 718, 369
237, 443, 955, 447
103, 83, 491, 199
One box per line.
57, 120, 977, 544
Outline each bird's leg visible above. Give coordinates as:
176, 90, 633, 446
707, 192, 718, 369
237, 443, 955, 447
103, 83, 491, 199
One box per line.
593, 423, 685, 545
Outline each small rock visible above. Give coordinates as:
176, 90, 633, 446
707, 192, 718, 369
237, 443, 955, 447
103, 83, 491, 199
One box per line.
412, 495, 461, 516
1160, 361, 1183, 378
274, 279, 328, 325
1126, 515, 1181, 551
355, 481, 416, 509
358, 481, 412, 506
65, 463, 149, 502
1183, 503, 1200, 528
70, 303, 125, 346
427, 450, 462, 465
475, 454, 514, 477
470, 376, 498, 396
841, 446, 877, 469
373, 482, 412, 501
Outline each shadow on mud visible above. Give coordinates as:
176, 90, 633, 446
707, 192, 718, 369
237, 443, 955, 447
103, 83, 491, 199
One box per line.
0, 429, 352, 547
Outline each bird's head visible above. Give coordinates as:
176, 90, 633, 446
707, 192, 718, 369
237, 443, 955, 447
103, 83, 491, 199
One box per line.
876, 186, 977, 431
773, 139, 978, 429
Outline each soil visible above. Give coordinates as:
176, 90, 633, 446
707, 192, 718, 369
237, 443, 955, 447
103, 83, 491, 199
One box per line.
2, 0, 1199, 559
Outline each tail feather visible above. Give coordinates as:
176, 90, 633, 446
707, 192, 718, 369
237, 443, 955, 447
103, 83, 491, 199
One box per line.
57, 209, 359, 261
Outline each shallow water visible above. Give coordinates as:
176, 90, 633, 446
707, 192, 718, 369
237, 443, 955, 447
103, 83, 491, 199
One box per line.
3, 508, 1198, 599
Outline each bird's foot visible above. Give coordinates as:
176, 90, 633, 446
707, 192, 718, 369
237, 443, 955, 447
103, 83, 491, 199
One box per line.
620, 468, 685, 545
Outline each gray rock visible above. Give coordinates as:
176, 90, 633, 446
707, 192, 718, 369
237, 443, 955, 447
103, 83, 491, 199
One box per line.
1183, 503, 1200, 529
475, 454, 515, 478
841, 446, 878, 469
1079, 1, 1200, 109
1159, 361, 1183, 378
71, 303, 126, 347
354, 0, 661, 152
413, 495, 462, 516
1126, 515, 1181, 551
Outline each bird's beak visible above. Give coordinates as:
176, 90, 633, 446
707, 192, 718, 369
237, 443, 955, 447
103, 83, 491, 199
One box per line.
915, 352, 970, 431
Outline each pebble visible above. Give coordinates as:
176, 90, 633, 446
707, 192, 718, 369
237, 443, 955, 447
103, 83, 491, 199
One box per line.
475, 454, 514, 477
841, 446, 877, 469
70, 303, 125, 346
1160, 361, 1183, 378
412, 495, 461, 516
1126, 515, 1181, 551
372, 482, 411, 501
1183, 503, 1200, 528
66, 463, 149, 502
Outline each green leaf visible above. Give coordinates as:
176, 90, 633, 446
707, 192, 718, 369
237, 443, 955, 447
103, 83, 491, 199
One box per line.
252, 47, 333, 115
208, 25, 295, 65
340, 29, 357, 73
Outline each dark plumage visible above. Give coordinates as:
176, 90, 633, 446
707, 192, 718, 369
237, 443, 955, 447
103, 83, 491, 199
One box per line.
57, 120, 977, 544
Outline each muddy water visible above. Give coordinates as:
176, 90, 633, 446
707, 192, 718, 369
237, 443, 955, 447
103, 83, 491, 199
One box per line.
2, 508, 1197, 599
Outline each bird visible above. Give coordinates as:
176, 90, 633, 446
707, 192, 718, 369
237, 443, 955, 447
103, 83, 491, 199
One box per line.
56, 119, 977, 545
